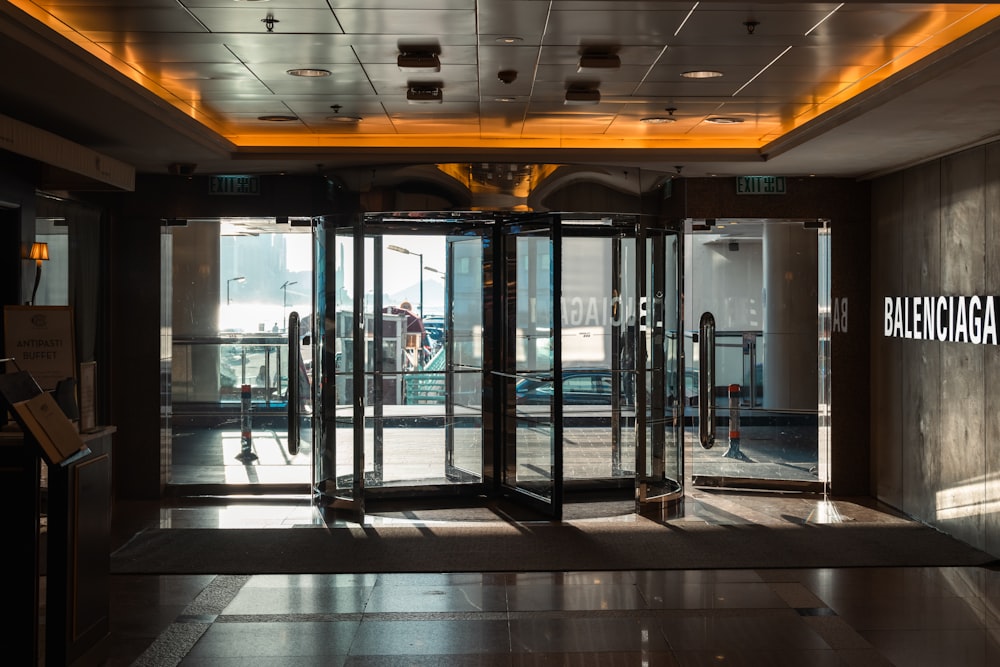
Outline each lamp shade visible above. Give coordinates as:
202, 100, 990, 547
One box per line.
29, 242, 49, 261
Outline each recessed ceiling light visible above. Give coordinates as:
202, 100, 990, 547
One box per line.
494, 96, 518, 102
681, 70, 723, 79
258, 115, 299, 122
705, 116, 744, 124
286, 68, 331, 77
641, 116, 676, 124
495, 36, 524, 44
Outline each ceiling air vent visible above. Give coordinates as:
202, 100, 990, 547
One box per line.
407, 86, 443, 104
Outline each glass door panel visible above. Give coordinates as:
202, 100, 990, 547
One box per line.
315, 213, 493, 517
637, 225, 683, 508
685, 219, 828, 490
502, 216, 561, 517
559, 227, 637, 483
313, 216, 361, 514
446, 234, 486, 482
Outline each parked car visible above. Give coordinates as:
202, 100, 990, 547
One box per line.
515, 369, 626, 405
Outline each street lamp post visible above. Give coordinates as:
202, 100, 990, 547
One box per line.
227, 276, 246, 305
387, 244, 424, 318
280, 281, 297, 327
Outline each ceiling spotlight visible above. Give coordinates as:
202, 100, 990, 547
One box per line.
286, 68, 331, 77
407, 85, 443, 103
705, 116, 744, 124
578, 53, 620, 70
495, 36, 523, 44
258, 115, 299, 122
565, 87, 601, 104
397, 51, 441, 72
327, 105, 362, 123
681, 70, 724, 79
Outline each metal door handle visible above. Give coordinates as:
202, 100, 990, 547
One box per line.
287, 311, 300, 455
699, 311, 715, 449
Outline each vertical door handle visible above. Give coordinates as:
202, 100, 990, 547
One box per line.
699, 311, 716, 449
287, 311, 300, 455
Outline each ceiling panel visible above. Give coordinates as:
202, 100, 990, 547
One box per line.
4, 1, 1000, 180
41, 5, 207, 32
188, 8, 344, 34
333, 9, 476, 35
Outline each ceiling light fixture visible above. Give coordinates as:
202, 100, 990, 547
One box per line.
327, 105, 362, 123
258, 115, 299, 122
495, 36, 523, 44
642, 106, 677, 124
681, 70, 723, 79
397, 52, 441, 72
286, 68, 331, 77
578, 53, 620, 70
407, 86, 443, 103
705, 116, 744, 124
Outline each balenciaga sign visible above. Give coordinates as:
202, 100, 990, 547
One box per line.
883, 296, 998, 345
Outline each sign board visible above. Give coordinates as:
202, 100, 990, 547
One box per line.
3, 306, 76, 391
209, 175, 260, 195
736, 175, 786, 195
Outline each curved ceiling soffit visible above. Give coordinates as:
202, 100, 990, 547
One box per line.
328, 163, 473, 208
528, 165, 675, 211
328, 162, 676, 212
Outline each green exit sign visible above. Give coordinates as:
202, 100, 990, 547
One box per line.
209, 175, 260, 195
736, 175, 786, 195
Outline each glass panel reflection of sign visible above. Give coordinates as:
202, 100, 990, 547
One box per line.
736, 175, 786, 195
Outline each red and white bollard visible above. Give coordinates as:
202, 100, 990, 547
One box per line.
724, 383, 753, 462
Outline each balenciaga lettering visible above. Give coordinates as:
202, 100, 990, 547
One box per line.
883, 296, 998, 345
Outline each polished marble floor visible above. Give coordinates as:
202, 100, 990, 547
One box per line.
83, 489, 1000, 666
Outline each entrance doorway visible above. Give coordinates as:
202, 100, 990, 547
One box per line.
314, 212, 684, 520
686, 219, 831, 491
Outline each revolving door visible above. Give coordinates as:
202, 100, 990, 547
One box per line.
313, 212, 683, 519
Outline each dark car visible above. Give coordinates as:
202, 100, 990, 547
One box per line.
515, 369, 621, 405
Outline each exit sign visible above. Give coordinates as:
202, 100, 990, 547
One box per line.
209, 175, 260, 195
736, 175, 786, 195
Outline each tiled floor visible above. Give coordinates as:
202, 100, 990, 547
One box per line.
94, 490, 1000, 667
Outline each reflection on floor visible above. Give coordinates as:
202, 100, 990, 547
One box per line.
93, 489, 1000, 667
168, 421, 821, 488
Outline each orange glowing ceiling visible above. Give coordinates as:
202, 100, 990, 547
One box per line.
9, 1, 1000, 152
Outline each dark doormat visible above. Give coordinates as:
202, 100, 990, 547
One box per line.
111, 518, 995, 575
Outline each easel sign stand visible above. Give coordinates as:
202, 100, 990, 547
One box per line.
0, 367, 113, 666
